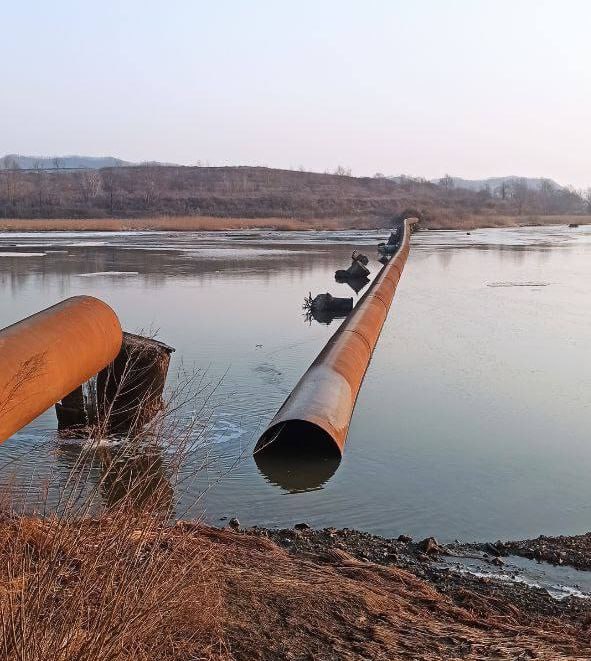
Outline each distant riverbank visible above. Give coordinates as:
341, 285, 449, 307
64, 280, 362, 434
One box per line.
0, 214, 590, 233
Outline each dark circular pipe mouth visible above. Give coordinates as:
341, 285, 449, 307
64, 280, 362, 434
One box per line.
254, 420, 341, 458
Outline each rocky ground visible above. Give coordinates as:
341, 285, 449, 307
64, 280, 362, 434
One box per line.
497, 531, 591, 571
252, 525, 591, 624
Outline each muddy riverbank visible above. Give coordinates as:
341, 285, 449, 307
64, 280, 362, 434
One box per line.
256, 526, 591, 620
500, 531, 591, 571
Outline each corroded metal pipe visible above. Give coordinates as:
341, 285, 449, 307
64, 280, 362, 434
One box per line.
254, 218, 414, 457
0, 296, 123, 444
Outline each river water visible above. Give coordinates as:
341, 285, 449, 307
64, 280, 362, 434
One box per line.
0, 225, 589, 542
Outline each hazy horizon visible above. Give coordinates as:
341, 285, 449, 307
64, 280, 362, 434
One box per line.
2, 0, 590, 187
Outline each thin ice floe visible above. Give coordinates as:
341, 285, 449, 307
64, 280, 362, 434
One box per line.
487, 281, 550, 287
75, 271, 139, 277
0, 252, 45, 257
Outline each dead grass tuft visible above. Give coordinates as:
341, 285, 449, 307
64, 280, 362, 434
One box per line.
0, 512, 226, 660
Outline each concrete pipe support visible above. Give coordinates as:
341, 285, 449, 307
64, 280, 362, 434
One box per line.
254, 219, 414, 457
0, 296, 123, 444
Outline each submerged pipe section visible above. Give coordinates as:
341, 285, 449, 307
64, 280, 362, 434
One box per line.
254, 218, 414, 457
0, 296, 123, 444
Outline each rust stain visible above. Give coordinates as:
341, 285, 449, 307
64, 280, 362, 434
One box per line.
254, 218, 414, 457
0, 296, 123, 443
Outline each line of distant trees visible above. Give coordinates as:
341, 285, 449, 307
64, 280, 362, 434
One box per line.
0, 165, 588, 221
375, 171, 591, 216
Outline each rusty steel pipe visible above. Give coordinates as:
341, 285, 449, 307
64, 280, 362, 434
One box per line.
0, 296, 123, 444
254, 219, 414, 457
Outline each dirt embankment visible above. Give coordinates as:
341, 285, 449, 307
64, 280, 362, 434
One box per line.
2, 513, 590, 660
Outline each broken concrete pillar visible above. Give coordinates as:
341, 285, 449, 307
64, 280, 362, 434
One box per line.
96, 333, 175, 434
335, 251, 370, 280
56, 385, 87, 431
310, 293, 353, 314
55, 332, 175, 437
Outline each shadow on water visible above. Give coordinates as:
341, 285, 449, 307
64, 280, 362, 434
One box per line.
254, 450, 341, 493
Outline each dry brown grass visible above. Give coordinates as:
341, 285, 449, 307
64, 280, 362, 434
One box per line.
426, 214, 591, 230
1, 214, 589, 233
0, 216, 381, 233
1, 517, 588, 661
423, 213, 591, 230
207, 530, 591, 660
0, 512, 225, 660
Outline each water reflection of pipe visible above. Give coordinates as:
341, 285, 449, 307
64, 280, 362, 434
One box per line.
0, 296, 123, 444
255, 219, 414, 457
98, 444, 174, 510
55, 440, 174, 512
254, 450, 340, 493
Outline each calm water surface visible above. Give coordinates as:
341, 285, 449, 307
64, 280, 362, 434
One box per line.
0, 225, 589, 542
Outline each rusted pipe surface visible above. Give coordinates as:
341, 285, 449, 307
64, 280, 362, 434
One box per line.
254, 219, 414, 457
0, 296, 123, 444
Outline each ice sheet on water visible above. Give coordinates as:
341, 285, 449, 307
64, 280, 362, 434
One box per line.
75, 271, 139, 277
487, 281, 550, 287
0, 252, 45, 257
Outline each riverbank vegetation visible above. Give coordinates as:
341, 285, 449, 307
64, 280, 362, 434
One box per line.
0, 213, 589, 233
1, 166, 590, 230
2, 509, 590, 660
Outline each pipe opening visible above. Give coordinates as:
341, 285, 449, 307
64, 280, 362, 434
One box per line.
254, 420, 341, 458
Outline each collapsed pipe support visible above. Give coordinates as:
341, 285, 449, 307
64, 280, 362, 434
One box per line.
55, 333, 175, 435
0, 296, 123, 444
95, 333, 175, 434
254, 218, 415, 457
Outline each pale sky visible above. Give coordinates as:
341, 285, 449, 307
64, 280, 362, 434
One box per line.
2, 1, 590, 187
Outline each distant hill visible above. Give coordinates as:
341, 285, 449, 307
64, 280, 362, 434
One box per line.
0, 154, 178, 170
0, 165, 587, 227
429, 175, 564, 192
